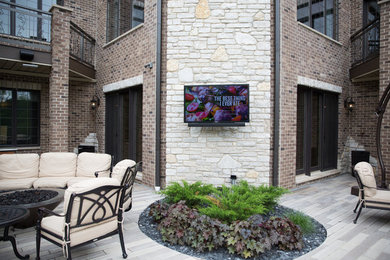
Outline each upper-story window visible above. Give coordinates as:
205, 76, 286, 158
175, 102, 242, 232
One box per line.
106, 0, 144, 43
0, 88, 40, 147
0, 0, 57, 42
297, 0, 338, 40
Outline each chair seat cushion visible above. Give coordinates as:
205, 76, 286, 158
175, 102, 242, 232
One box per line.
66, 177, 94, 187
33, 177, 73, 189
366, 190, 390, 209
0, 178, 37, 190
41, 215, 117, 247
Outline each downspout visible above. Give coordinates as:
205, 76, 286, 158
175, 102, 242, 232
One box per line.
155, 0, 162, 190
273, 0, 281, 187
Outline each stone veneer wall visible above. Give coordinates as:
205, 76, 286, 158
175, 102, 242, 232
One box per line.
165, 0, 272, 186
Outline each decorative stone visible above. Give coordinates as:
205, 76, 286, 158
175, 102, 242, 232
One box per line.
246, 170, 259, 179
166, 154, 177, 164
254, 11, 265, 21
217, 155, 242, 169
235, 32, 257, 45
179, 68, 193, 82
196, 0, 210, 19
211, 46, 229, 62
167, 59, 179, 72
257, 82, 270, 91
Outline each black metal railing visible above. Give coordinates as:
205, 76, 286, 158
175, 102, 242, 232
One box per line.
70, 21, 95, 66
351, 18, 380, 66
0, 0, 51, 42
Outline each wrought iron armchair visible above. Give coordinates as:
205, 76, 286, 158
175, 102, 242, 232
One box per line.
36, 178, 129, 260
353, 162, 390, 224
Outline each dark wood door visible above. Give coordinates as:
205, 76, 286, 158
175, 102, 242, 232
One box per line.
296, 87, 338, 175
105, 87, 142, 164
321, 92, 338, 171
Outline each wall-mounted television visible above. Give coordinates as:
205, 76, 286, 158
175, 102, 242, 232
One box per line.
184, 84, 249, 126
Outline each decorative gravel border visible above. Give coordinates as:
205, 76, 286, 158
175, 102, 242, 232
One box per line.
139, 201, 327, 260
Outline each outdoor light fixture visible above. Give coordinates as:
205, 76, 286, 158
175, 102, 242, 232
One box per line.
344, 97, 355, 112
90, 95, 100, 110
230, 175, 237, 185
22, 63, 38, 68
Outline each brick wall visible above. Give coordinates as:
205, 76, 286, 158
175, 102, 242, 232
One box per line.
278, 0, 351, 188
94, 0, 158, 186
63, 0, 97, 38
165, 0, 272, 186
379, 2, 390, 187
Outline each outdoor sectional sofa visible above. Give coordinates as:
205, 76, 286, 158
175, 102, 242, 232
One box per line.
0, 152, 133, 191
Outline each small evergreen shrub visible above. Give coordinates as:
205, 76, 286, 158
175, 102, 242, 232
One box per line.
285, 211, 315, 234
159, 181, 216, 208
199, 181, 287, 223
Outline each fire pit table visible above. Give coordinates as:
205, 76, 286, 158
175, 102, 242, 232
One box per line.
0, 189, 64, 228
0, 206, 30, 259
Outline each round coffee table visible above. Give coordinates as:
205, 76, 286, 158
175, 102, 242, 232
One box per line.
0, 206, 30, 259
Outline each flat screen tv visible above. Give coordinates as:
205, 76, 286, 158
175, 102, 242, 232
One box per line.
184, 84, 249, 126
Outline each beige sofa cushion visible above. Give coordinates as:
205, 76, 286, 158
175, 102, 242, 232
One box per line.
354, 162, 377, 197
0, 153, 39, 179
64, 178, 120, 227
76, 152, 111, 178
39, 152, 77, 177
33, 177, 73, 189
66, 177, 94, 187
0, 178, 37, 190
112, 159, 136, 184
41, 215, 117, 247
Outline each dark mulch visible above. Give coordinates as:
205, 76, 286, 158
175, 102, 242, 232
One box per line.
0, 190, 58, 205
138, 201, 327, 260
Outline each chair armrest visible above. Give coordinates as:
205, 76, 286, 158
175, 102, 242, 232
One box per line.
95, 169, 112, 178
37, 207, 65, 222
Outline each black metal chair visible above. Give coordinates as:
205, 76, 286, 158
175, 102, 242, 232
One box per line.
121, 162, 141, 212
36, 178, 129, 259
353, 162, 390, 224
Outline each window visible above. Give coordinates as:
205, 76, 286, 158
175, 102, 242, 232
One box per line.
297, 0, 338, 39
0, 88, 40, 147
106, 0, 144, 42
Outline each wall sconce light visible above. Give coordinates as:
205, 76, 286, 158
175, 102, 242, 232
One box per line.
90, 95, 100, 110
344, 97, 355, 112
230, 175, 237, 185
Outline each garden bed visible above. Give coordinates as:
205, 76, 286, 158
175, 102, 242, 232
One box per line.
138, 181, 327, 259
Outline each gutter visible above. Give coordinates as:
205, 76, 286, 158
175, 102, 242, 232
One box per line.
273, 0, 281, 187
155, 0, 162, 190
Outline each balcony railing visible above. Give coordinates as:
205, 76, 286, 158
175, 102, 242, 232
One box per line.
0, 0, 51, 42
70, 21, 95, 67
351, 18, 380, 66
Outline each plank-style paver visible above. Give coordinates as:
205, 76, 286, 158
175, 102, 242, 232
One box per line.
0, 174, 389, 259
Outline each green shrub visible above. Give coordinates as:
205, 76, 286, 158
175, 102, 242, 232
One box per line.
285, 211, 315, 234
198, 181, 287, 223
160, 181, 216, 208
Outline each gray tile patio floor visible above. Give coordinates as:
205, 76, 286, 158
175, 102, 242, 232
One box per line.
0, 173, 389, 259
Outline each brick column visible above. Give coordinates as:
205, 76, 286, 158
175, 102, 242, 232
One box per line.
49, 5, 72, 152
379, 2, 390, 187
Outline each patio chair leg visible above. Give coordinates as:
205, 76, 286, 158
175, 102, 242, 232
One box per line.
118, 224, 128, 259
36, 228, 41, 260
353, 200, 361, 213
353, 203, 364, 224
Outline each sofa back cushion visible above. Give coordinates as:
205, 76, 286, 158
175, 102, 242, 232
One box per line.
39, 152, 77, 177
76, 152, 111, 178
0, 153, 39, 179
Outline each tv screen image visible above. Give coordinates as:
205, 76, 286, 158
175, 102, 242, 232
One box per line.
184, 84, 249, 124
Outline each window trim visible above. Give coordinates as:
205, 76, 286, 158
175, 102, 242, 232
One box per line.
0, 88, 40, 148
